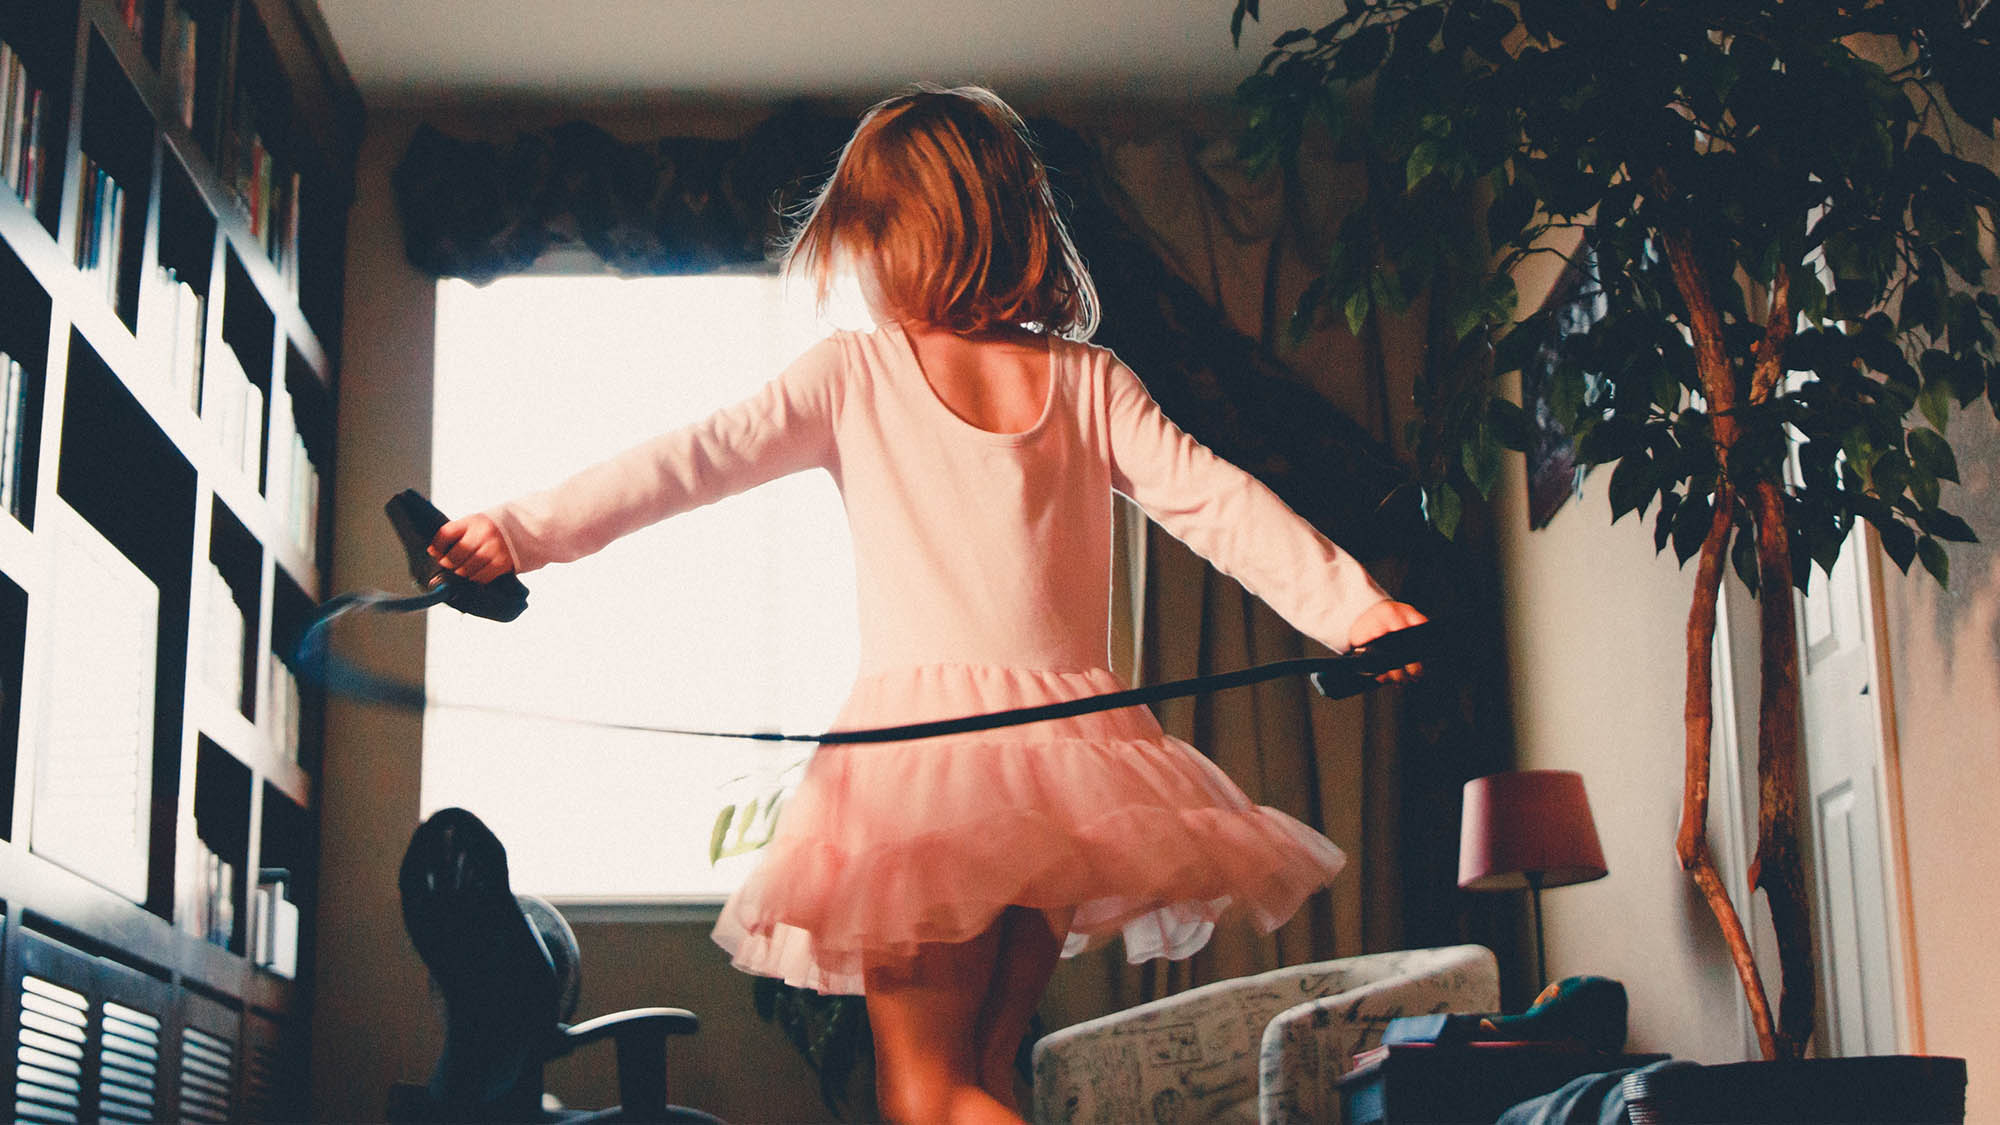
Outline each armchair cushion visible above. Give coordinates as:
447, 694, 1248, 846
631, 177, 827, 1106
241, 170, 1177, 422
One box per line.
1031, 945, 1498, 1125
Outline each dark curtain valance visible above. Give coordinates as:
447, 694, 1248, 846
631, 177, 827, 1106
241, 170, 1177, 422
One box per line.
392, 108, 854, 281
392, 110, 1426, 560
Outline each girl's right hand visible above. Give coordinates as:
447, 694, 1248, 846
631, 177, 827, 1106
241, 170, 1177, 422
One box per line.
428, 514, 516, 585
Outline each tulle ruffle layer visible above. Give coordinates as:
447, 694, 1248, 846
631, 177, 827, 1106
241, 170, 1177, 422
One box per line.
710, 664, 1347, 995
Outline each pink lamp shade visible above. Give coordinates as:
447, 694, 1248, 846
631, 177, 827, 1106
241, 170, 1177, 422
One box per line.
1459, 770, 1609, 892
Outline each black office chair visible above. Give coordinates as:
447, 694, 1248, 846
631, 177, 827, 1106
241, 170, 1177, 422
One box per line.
388, 807, 721, 1123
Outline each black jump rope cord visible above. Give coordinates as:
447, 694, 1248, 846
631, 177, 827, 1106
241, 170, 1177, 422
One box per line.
295, 579, 1437, 745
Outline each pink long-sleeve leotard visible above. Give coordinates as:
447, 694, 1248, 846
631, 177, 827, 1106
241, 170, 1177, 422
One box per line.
485, 322, 1389, 994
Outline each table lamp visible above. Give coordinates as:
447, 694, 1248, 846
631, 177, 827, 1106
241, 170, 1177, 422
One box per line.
1459, 769, 1608, 990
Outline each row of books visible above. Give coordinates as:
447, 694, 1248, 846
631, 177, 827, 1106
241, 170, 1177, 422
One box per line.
200, 340, 265, 485
197, 559, 249, 714
162, 3, 199, 131
179, 846, 301, 975
1, 351, 30, 520
265, 653, 303, 765
75, 153, 129, 309
181, 837, 237, 949
116, 0, 146, 40
270, 406, 321, 563
139, 262, 208, 410
228, 99, 301, 288
2, 39, 50, 211
250, 869, 299, 978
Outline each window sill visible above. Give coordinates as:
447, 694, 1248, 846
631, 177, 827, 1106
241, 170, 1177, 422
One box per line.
546, 898, 726, 925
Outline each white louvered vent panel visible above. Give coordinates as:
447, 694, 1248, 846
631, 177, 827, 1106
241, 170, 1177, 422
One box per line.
14, 977, 88, 1125
96, 1003, 160, 1123
243, 1035, 280, 1120
177, 1025, 235, 1124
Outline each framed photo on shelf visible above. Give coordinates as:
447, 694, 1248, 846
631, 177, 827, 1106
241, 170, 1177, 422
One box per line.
1523, 240, 1609, 530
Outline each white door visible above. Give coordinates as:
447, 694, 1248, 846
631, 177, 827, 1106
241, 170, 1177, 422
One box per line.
1796, 529, 1901, 1056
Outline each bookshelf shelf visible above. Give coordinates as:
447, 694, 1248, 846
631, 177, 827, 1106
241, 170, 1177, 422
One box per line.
1, 0, 353, 1117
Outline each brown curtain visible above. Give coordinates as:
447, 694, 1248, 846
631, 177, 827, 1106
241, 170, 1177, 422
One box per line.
1041, 122, 1427, 1026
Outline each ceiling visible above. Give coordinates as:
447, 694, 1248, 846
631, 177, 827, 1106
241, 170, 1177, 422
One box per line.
310, 0, 1321, 107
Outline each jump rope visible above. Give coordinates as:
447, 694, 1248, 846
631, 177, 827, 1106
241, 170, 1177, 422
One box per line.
293, 490, 1438, 742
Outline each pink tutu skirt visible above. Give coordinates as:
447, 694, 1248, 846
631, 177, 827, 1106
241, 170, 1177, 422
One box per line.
709, 663, 1347, 995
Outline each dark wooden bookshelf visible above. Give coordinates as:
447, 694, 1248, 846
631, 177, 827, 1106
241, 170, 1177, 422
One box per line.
1, 0, 357, 1118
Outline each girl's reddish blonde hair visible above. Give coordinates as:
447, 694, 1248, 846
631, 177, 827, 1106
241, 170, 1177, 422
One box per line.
785, 85, 1099, 339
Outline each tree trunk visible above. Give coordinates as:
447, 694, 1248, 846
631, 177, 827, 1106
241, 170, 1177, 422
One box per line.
1749, 477, 1815, 1059
1655, 219, 1792, 1059
1675, 481, 1780, 1059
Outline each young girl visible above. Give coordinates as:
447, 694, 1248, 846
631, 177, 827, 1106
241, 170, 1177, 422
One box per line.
429, 85, 1425, 1125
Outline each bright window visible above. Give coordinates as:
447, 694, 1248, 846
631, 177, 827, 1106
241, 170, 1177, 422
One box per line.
426, 271, 870, 903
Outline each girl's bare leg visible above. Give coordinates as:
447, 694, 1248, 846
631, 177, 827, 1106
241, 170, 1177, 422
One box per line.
865, 918, 1024, 1125
971, 906, 1070, 1112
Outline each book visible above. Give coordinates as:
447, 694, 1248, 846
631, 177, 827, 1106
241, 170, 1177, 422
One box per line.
173, 272, 207, 412
33, 506, 159, 904
1, 353, 23, 518
164, 6, 198, 130
201, 343, 258, 477
200, 561, 246, 709
1, 41, 46, 209
75, 157, 128, 307
250, 869, 297, 975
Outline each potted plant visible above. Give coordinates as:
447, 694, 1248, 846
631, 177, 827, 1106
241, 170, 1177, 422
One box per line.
1229, 0, 1995, 1071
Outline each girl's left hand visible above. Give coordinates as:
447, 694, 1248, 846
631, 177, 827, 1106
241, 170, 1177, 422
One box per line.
1347, 600, 1428, 683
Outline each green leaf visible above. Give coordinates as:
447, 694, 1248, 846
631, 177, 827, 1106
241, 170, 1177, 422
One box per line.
1731, 519, 1759, 595
709, 805, 736, 865
1607, 454, 1655, 523
1900, 272, 1943, 337
1908, 428, 1960, 484
1231, 0, 1258, 47
1918, 376, 1953, 433
1407, 139, 1444, 191
731, 796, 762, 847
1464, 424, 1503, 498
1917, 536, 1950, 587
1918, 509, 1978, 544
1875, 516, 1917, 573
1493, 317, 1545, 375
1425, 482, 1464, 539
1654, 490, 1682, 553
1344, 286, 1374, 336
1908, 456, 1941, 511
1672, 491, 1714, 565
1487, 396, 1531, 450
1488, 179, 1537, 247
1334, 25, 1392, 79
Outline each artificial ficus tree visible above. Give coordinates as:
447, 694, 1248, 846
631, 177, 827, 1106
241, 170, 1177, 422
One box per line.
1231, 0, 1998, 1059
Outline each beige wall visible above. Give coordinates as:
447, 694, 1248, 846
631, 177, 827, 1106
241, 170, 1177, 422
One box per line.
1489, 420, 1759, 1061
310, 108, 442, 1121
1878, 403, 2000, 1122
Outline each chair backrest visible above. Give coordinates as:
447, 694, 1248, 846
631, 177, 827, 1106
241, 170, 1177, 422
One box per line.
398, 807, 563, 1119
519, 892, 582, 1024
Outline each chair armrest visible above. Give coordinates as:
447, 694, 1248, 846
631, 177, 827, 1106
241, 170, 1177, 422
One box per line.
553, 1007, 700, 1122
560, 1006, 701, 1052
1256, 945, 1500, 1125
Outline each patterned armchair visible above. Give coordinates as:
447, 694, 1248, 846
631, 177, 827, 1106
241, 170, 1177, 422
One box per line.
1030, 944, 1500, 1125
